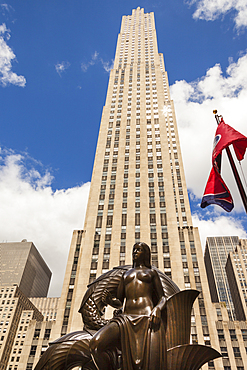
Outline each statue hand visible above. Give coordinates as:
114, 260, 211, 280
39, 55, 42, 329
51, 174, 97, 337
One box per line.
102, 289, 112, 305
150, 306, 161, 331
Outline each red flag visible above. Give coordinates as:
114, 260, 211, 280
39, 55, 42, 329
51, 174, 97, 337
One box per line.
201, 118, 247, 212
212, 118, 247, 161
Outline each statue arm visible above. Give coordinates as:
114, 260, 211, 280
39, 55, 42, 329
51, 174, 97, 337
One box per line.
150, 270, 167, 329
102, 274, 125, 309
116, 273, 125, 304
102, 289, 123, 309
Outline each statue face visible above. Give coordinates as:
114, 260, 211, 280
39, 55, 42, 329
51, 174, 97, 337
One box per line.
132, 244, 145, 263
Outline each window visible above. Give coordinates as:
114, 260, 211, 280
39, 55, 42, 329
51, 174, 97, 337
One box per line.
217, 329, 225, 340
29, 345, 37, 356
33, 328, 40, 339
233, 347, 241, 357
216, 308, 222, 318
241, 329, 247, 340
229, 329, 237, 340
220, 347, 228, 357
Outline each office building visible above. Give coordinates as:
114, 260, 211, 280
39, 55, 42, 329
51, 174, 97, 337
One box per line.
51, 8, 224, 370
226, 239, 247, 321
7, 297, 59, 370
204, 236, 239, 321
214, 302, 247, 370
0, 241, 51, 298
0, 286, 43, 370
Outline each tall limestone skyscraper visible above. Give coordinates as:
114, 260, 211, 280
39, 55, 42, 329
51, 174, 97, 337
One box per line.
52, 8, 221, 368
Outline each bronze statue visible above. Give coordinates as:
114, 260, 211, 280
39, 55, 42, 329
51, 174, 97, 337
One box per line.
90, 242, 167, 370
34, 242, 221, 370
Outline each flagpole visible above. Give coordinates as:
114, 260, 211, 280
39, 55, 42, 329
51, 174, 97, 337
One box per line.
213, 110, 247, 213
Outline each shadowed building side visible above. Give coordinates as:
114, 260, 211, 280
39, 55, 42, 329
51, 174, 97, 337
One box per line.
0, 241, 51, 298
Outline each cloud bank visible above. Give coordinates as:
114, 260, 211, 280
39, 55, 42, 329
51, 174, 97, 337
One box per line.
0, 149, 90, 296
0, 23, 26, 87
171, 50, 247, 212
187, 0, 247, 29
170, 50, 247, 249
192, 213, 247, 249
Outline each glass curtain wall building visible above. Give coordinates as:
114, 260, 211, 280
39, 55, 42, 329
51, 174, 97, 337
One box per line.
204, 236, 239, 321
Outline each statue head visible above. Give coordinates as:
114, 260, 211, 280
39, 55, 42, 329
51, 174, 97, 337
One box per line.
132, 242, 151, 268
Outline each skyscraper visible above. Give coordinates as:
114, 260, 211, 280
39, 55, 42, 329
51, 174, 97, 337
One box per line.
226, 239, 247, 321
204, 236, 239, 321
52, 8, 222, 369
0, 241, 51, 298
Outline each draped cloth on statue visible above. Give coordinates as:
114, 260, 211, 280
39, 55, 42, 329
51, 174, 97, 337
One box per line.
111, 314, 166, 370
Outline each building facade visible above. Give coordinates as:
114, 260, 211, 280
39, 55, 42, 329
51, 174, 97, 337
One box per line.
204, 236, 239, 321
226, 239, 247, 321
11, 297, 60, 370
0, 241, 51, 298
214, 302, 247, 370
2, 7, 247, 370
0, 286, 43, 370
51, 8, 223, 370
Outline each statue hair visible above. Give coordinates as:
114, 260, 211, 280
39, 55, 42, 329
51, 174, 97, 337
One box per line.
132, 242, 151, 268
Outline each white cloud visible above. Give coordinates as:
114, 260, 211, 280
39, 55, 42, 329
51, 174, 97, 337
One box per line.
170, 50, 247, 213
192, 213, 247, 249
1, 4, 12, 11
81, 51, 113, 73
187, 0, 247, 29
100, 58, 114, 73
92, 50, 99, 61
0, 23, 26, 87
81, 62, 89, 72
0, 149, 90, 297
81, 51, 98, 72
55, 61, 70, 77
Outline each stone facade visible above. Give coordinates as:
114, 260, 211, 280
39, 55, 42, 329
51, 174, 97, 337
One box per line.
50, 8, 224, 370
0, 286, 43, 370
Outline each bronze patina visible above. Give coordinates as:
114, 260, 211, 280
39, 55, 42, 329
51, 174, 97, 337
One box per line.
34, 242, 221, 370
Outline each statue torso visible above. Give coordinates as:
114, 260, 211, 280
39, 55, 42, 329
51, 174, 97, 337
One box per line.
123, 267, 154, 316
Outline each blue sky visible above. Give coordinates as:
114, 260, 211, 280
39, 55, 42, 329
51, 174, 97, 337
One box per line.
1, 0, 247, 296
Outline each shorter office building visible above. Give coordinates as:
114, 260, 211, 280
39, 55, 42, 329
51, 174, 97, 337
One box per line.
29, 297, 59, 323
0, 286, 43, 370
0, 241, 51, 298
204, 236, 239, 320
215, 302, 247, 370
1, 293, 60, 370
12, 314, 56, 370
226, 239, 247, 321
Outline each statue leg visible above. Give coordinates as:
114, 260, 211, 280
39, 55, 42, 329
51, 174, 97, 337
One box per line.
89, 321, 120, 370
149, 328, 167, 370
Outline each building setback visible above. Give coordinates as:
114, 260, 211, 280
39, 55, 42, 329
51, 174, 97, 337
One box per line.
51, 7, 223, 370
0, 286, 43, 370
2, 7, 247, 370
0, 241, 51, 298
